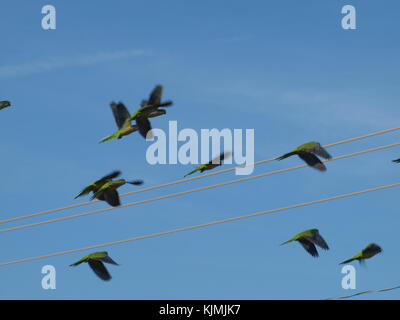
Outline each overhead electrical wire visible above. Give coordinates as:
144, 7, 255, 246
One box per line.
1, 126, 399, 225
0, 141, 399, 234
0, 181, 399, 267
324, 285, 400, 300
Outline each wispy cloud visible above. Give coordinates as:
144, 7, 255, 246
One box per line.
0, 49, 152, 78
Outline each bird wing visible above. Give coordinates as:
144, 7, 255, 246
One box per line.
88, 260, 112, 281
103, 189, 121, 207
99, 256, 119, 265
148, 85, 163, 105
136, 117, 153, 139
298, 153, 327, 171
309, 233, 329, 250
208, 152, 232, 165
98, 171, 121, 183
110, 102, 131, 129
312, 145, 332, 160
392, 158, 400, 163
298, 238, 319, 257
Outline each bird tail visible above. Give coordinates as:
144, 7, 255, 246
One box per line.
276, 151, 297, 161
184, 168, 199, 177
127, 180, 144, 186
339, 257, 356, 265
280, 239, 294, 246
99, 132, 119, 143
159, 100, 173, 107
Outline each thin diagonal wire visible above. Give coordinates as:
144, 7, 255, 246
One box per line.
0, 181, 399, 267
1, 126, 399, 225
1, 142, 399, 234
325, 285, 400, 300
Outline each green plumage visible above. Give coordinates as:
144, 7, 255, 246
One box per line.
131, 85, 173, 139
393, 158, 400, 163
276, 141, 332, 171
281, 228, 329, 257
339, 243, 382, 265
0, 100, 11, 110
70, 251, 119, 281
184, 152, 232, 177
92, 178, 143, 207
75, 171, 143, 207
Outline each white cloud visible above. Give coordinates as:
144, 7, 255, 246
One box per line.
0, 49, 152, 78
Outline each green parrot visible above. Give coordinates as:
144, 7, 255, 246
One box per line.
281, 229, 330, 257
392, 158, 400, 163
91, 177, 144, 207
70, 251, 118, 281
75, 170, 122, 200
131, 85, 173, 139
339, 243, 382, 265
276, 141, 332, 171
184, 152, 232, 177
100, 102, 139, 143
0, 100, 11, 110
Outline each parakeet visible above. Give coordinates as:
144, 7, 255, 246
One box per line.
184, 152, 232, 177
100, 102, 139, 143
92, 178, 143, 207
0, 100, 11, 110
340, 243, 382, 265
70, 251, 118, 281
131, 85, 173, 139
276, 142, 332, 171
392, 158, 400, 163
75, 171, 121, 199
281, 229, 330, 257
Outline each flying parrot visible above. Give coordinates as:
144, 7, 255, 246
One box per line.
0, 101, 11, 110
100, 102, 139, 143
276, 141, 332, 171
75, 170, 121, 199
184, 152, 232, 177
131, 85, 173, 139
339, 243, 382, 265
91, 178, 143, 207
281, 229, 330, 257
392, 158, 400, 163
70, 251, 119, 281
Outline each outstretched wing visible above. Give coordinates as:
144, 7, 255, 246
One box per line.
110, 102, 131, 129
98, 170, 121, 183
209, 152, 232, 165
298, 238, 319, 257
99, 256, 119, 265
136, 117, 153, 139
103, 189, 121, 207
312, 145, 332, 160
310, 233, 329, 250
298, 153, 326, 171
148, 85, 163, 105
88, 260, 112, 281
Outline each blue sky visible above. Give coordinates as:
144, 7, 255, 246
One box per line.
1, 0, 400, 299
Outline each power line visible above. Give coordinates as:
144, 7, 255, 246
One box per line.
0, 181, 398, 267
1, 126, 399, 225
325, 285, 400, 300
1, 141, 399, 234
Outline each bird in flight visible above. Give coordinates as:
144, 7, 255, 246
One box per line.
276, 141, 332, 171
184, 152, 232, 177
91, 177, 143, 207
131, 85, 173, 139
281, 228, 330, 257
0, 101, 11, 111
340, 243, 382, 265
70, 251, 119, 281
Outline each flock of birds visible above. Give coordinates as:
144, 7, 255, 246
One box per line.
1, 90, 399, 282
